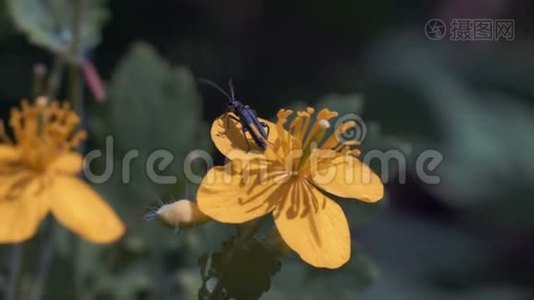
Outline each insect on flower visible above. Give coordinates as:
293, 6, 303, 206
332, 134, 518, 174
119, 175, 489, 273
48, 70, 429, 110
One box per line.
197, 107, 384, 268
199, 79, 269, 151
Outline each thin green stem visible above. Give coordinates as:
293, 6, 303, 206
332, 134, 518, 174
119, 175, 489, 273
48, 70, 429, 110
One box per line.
68, 1, 87, 299
32, 64, 47, 98
5, 244, 23, 300
28, 220, 56, 300
69, 0, 85, 115
46, 56, 65, 100
70, 235, 82, 300
69, 63, 83, 116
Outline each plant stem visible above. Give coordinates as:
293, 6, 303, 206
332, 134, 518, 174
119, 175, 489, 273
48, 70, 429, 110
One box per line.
69, 0, 85, 116
32, 64, 47, 98
28, 220, 56, 300
68, 1, 87, 299
46, 56, 65, 101
71, 235, 83, 300
4, 244, 23, 300
69, 163, 83, 297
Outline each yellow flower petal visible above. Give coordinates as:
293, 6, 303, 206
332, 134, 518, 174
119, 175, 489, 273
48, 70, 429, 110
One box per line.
50, 153, 83, 175
273, 179, 350, 268
210, 113, 278, 160
0, 200, 43, 243
0, 178, 49, 243
50, 176, 125, 243
310, 154, 384, 202
197, 162, 286, 223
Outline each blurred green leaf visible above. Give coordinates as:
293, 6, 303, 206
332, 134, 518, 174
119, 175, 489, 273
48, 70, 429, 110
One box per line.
0, 0, 16, 37
89, 42, 209, 215
266, 245, 376, 300
359, 212, 532, 300
366, 32, 534, 228
81, 42, 211, 299
7, 0, 108, 53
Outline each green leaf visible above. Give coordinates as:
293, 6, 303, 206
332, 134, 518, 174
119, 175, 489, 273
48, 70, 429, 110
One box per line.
81, 43, 211, 298
88, 42, 209, 215
7, 0, 108, 53
199, 236, 282, 300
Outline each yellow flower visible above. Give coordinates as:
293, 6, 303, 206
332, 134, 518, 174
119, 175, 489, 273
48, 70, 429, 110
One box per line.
0, 97, 124, 244
197, 108, 384, 268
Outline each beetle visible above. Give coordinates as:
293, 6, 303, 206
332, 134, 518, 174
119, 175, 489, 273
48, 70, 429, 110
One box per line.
199, 79, 269, 151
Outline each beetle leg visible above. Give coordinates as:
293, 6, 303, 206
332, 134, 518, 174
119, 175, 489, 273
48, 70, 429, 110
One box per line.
259, 122, 270, 137
222, 113, 244, 133
227, 114, 242, 123
241, 129, 252, 152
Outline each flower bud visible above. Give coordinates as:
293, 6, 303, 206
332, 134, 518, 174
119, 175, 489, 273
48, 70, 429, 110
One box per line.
151, 200, 211, 229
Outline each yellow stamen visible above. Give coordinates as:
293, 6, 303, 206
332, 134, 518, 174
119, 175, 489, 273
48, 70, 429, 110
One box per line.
298, 118, 330, 172
321, 120, 361, 151
272, 107, 364, 176
36, 96, 48, 108
290, 107, 314, 142
302, 109, 338, 148
4, 98, 86, 172
276, 109, 293, 154
0, 121, 13, 144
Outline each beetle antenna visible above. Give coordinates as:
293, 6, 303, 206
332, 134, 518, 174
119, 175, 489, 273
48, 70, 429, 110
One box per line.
198, 78, 233, 103
228, 78, 236, 100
